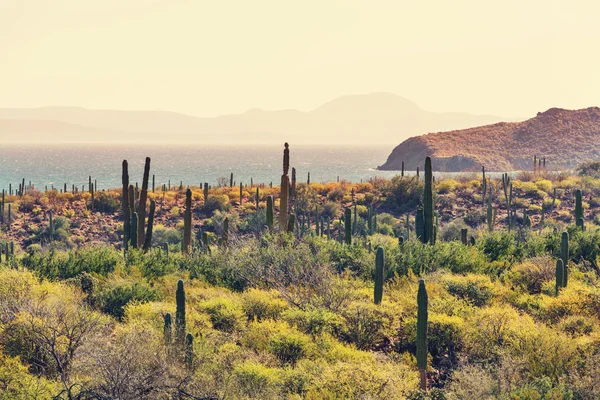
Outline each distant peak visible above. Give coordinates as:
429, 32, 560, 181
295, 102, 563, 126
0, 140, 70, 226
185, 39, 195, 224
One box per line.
311, 92, 422, 114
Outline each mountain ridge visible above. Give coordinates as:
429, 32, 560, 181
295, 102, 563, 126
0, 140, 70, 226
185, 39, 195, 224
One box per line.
0, 93, 506, 145
377, 107, 600, 171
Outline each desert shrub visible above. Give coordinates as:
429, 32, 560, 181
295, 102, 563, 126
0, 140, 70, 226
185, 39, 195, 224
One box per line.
91, 192, 119, 213
0, 352, 59, 399
384, 176, 423, 212
99, 280, 160, 321
150, 225, 181, 246
269, 330, 312, 365
463, 208, 486, 228
440, 219, 470, 242
203, 194, 231, 214
442, 274, 495, 306
233, 361, 282, 398
199, 297, 244, 333
394, 240, 486, 276
22, 246, 122, 279
321, 201, 340, 220
437, 179, 459, 194
445, 364, 496, 400
503, 256, 555, 294
340, 301, 396, 349
478, 231, 517, 262
241, 288, 288, 321
558, 315, 595, 337
577, 161, 600, 178
282, 307, 343, 336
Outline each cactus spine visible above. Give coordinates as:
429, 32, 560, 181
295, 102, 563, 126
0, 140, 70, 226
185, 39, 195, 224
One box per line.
417, 279, 428, 391
143, 200, 155, 251
374, 247, 384, 304
266, 196, 274, 231
175, 280, 186, 345
561, 231, 569, 287
555, 259, 564, 296
183, 189, 192, 254
279, 143, 290, 231
423, 157, 434, 244
137, 157, 151, 247
344, 208, 352, 245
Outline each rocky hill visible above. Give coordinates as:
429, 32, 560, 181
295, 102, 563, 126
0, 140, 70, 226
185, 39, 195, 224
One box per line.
377, 107, 600, 171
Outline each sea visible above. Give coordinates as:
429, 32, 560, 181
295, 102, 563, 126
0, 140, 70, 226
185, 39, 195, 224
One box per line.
0, 144, 410, 191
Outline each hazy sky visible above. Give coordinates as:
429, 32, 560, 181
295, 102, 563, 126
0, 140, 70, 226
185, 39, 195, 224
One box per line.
1, 0, 599, 117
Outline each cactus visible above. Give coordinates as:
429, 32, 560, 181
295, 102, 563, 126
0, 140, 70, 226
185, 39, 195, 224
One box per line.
230, 173, 233, 188
222, 217, 229, 245
533, 155, 537, 172
469, 236, 476, 246
502, 173, 513, 232
183, 189, 192, 254
367, 205, 373, 234
255, 187, 260, 210
555, 259, 564, 296
203, 183, 209, 204
49, 210, 54, 240
405, 214, 410, 240
482, 166, 487, 206
287, 213, 296, 233
344, 208, 352, 245
398, 236, 404, 245
416, 166, 419, 180
279, 143, 290, 230
417, 279, 428, 391
423, 157, 434, 244
175, 280, 186, 345
487, 196, 494, 232
461, 228, 468, 245
315, 205, 320, 236
291, 167, 296, 206
266, 196, 274, 231
137, 157, 151, 247
202, 231, 210, 253
1, 189, 4, 224
401, 161, 405, 177
164, 313, 172, 345
374, 247, 384, 304
415, 206, 424, 241
143, 200, 155, 251
561, 231, 569, 287
7, 204, 11, 227
185, 333, 194, 369
130, 212, 138, 249
575, 189, 583, 228
307, 172, 310, 185
152, 174, 155, 193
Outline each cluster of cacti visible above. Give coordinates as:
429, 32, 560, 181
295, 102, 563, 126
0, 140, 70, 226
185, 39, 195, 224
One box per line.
374, 247, 384, 304
417, 279, 428, 391
3, 241, 14, 263
533, 155, 547, 172
162, 280, 193, 367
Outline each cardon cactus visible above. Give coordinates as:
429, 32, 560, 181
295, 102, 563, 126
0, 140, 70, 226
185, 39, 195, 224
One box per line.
561, 231, 569, 287
415, 206, 424, 242
122, 160, 130, 250
279, 143, 290, 230
344, 208, 352, 245
266, 196, 274, 230
417, 279, 428, 391
461, 228, 468, 245
185, 333, 194, 369
374, 247, 384, 304
575, 189, 583, 229
164, 312, 172, 345
137, 157, 151, 247
183, 189, 192, 254
423, 157, 434, 244
130, 212, 138, 249
287, 213, 296, 233
175, 280, 186, 345
555, 259, 564, 296
204, 183, 209, 204
143, 200, 155, 251
222, 217, 229, 245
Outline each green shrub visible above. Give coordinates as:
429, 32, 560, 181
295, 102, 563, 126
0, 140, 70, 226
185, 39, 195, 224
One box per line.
99, 280, 160, 321
442, 274, 495, 306
199, 297, 244, 333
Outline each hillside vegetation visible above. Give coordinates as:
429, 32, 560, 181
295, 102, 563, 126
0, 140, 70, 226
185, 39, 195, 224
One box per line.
3, 146, 600, 399
379, 107, 600, 171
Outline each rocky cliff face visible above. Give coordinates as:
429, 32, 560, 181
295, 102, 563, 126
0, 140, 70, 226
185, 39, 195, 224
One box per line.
378, 107, 600, 172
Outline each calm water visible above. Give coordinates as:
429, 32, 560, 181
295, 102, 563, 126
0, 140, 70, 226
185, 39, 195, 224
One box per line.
0, 144, 405, 191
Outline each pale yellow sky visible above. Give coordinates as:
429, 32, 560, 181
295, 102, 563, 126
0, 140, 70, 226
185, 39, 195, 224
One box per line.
1, 0, 599, 117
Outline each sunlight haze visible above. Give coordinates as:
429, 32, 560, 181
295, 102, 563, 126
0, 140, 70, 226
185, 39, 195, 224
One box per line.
2, 0, 599, 117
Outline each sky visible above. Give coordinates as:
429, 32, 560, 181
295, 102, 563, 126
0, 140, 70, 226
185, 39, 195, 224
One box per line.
1, 0, 599, 118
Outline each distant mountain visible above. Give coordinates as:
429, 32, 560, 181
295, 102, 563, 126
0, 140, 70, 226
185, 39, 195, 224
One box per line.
0, 93, 505, 144
377, 107, 600, 172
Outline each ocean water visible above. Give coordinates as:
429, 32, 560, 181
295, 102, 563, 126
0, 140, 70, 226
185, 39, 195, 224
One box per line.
0, 144, 407, 191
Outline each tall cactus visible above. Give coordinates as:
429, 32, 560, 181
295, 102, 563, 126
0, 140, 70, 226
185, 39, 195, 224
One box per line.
230, 173, 233, 188
416, 206, 424, 242
461, 228, 468, 245
423, 157, 434, 244
183, 189, 192, 254
137, 157, 151, 247
222, 217, 229, 245
555, 259, 564, 296
48, 210, 54, 240
164, 313, 172, 345
185, 333, 194, 369
203, 183, 209, 204
417, 279, 428, 391
344, 208, 352, 245
575, 189, 583, 229
131, 212, 138, 249
487, 195, 494, 232
374, 247, 384, 304
122, 161, 130, 249
143, 200, 155, 251
239, 182, 243, 205
266, 196, 274, 231
279, 143, 290, 230
561, 231, 569, 287
482, 166, 487, 206
175, 280, 186, 345
287, 214, 296, 233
